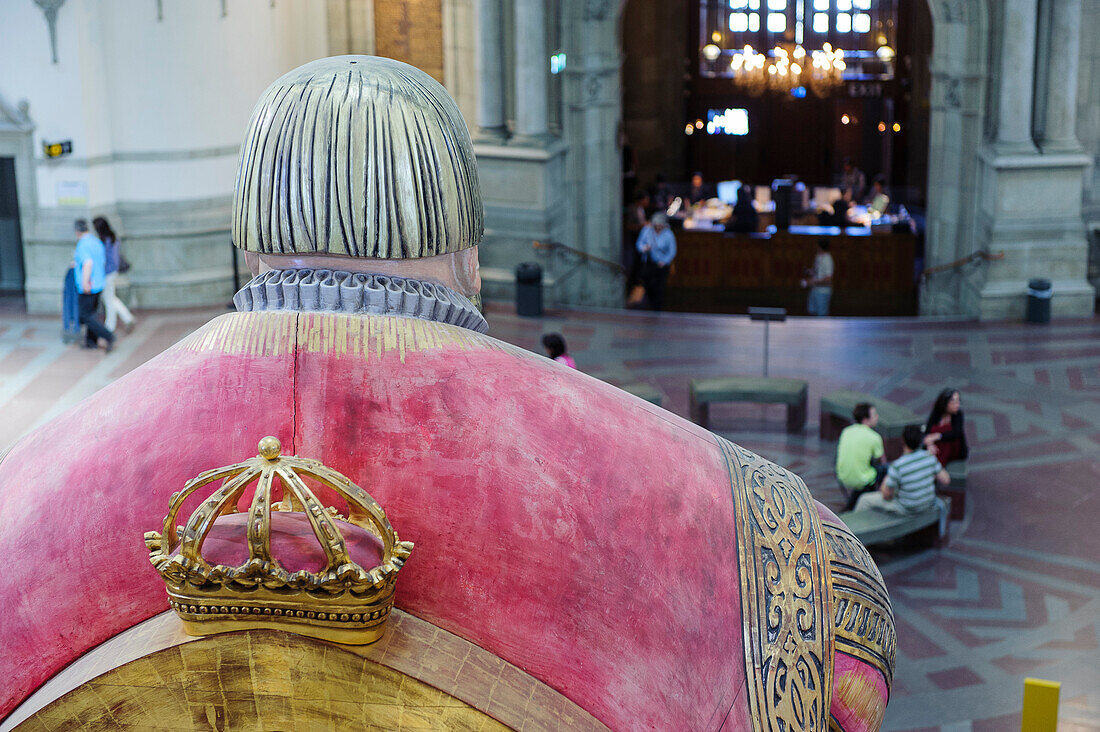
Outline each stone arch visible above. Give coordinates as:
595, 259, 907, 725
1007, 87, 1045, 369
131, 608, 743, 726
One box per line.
599, 0, 993, 314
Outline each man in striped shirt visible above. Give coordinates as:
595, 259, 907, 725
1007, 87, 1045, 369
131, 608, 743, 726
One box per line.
854, 424, 950, 535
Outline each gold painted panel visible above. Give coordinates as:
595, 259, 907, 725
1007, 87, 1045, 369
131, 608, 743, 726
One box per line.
180, 312, 512, 362
374, 0, 445, 84
17, 631, 508, 732
822, 520, 896, 692
6, 611, 609, 732
719, 437, 834, 731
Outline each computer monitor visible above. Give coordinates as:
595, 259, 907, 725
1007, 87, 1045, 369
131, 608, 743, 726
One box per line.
717, 180, 742, 205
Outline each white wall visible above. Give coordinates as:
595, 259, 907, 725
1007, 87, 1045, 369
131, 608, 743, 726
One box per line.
0, 0, 329, 209
0, 0, 331, 312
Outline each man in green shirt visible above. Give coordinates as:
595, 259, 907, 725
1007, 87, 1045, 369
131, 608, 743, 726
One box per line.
836, 402, 887, 511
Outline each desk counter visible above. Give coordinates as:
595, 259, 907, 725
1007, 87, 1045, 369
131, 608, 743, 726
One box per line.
665, 226, 917, 316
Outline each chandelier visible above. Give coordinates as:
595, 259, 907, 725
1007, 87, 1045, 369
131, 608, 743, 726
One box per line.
730, 42, 845, 97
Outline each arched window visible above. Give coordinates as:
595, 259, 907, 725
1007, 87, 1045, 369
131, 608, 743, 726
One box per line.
700, 0, 897, 81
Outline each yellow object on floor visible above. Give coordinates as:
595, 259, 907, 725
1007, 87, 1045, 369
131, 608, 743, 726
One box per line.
1021, 677, 1059, 732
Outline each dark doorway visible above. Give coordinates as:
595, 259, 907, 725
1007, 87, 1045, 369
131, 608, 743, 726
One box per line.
0, 157, 26, 293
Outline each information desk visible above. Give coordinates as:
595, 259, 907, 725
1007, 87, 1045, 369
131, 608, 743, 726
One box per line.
665, 225, 917, 316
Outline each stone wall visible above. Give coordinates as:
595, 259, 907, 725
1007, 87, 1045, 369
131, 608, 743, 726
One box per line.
0, 0, 328, 313
443, 0, 478, 130
1079, 0, 1100, 291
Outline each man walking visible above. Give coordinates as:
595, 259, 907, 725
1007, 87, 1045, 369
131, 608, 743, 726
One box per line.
635, 212, 676, 311
72, 219, 114, 352
804, 238, 834, 316
836, 402, 886, 510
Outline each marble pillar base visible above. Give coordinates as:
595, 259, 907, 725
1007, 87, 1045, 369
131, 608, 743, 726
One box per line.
992, 139, 1039, 156
1039, 139, 1086, 155
475, 126, 509, 144
24, 197, 242, 314
975, 279, 1094, 321
474, 139, 620, 308
972, 148, 1094, 321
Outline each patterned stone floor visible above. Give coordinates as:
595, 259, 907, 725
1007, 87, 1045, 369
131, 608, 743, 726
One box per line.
2, 299, 1099, 730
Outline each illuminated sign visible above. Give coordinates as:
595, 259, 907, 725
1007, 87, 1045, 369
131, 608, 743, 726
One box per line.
706, 108, 749, 136
43, 140, 72, 158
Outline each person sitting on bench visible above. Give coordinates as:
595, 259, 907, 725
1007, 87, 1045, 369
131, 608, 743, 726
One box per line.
854, 425, 950, 536
836, 402, 887, 511
923, 387, 969, 468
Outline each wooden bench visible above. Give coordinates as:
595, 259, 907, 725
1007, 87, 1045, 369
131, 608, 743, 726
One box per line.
837, 498, 950, 547
820, 389, 923, 459
621, 383, 663, 407
689, 377, 808, 433
938, 460, 968, 520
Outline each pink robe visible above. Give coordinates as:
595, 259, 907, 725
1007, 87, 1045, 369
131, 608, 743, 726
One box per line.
0, 311, 889, 729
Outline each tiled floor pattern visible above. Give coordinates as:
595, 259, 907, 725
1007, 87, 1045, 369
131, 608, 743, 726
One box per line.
2, 301, 1100, 730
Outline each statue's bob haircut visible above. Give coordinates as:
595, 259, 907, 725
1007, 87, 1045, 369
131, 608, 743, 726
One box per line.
232, 56, 483, 259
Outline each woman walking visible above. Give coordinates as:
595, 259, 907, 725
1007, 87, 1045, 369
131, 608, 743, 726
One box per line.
92, 217, 135, 333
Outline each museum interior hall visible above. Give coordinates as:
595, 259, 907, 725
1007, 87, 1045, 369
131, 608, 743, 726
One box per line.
1, 1, 1100, 731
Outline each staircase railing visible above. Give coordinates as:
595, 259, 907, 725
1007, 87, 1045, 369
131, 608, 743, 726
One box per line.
532, 240, 626, 274
532, 240, 626, 293
920, 250, 1004, 280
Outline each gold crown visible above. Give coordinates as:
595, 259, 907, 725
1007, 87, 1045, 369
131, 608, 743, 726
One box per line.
145, 437, 413, 644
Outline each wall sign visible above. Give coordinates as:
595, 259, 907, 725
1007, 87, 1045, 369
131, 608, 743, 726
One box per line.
56, 180, 87, 207
43, 140, 72, 158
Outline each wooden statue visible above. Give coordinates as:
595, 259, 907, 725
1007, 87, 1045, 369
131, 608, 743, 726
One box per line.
0, 57, 892, 731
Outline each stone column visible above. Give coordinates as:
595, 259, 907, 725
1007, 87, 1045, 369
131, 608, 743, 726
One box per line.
475, 0, 507, 140
995, 0, 1039, 153
1040, 0, 1083, 152
513, 0, 549, 141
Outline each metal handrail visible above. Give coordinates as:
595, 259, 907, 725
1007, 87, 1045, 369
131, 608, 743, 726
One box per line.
920, 250, 1004, 279
533, 240, 625, 274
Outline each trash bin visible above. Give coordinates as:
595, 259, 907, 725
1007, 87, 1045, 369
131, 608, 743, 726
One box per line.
1026, 278, 1052, 324
515, 262, 543, 317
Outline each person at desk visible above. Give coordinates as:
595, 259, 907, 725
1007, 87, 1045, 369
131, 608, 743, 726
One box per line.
817, 190, 852, 227
727, 184, 758, 233
687, 171, 713, 206
840, 157, 866, 200
636, 212, 676, 311
866, 175, 890, 215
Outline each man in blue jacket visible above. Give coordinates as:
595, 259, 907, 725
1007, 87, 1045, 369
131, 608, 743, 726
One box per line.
636, 212, 677, 311
72, 219, 115, 352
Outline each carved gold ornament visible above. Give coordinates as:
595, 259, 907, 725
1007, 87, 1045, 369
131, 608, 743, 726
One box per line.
720, 437, 834, 731
823, 520, 896, 692
145, 437, 413, 644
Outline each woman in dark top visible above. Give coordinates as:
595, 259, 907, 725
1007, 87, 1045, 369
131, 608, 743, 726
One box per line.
924, 388, 968, 466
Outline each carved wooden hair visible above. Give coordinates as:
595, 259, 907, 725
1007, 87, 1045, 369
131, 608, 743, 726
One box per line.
232, 56, 483, 259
